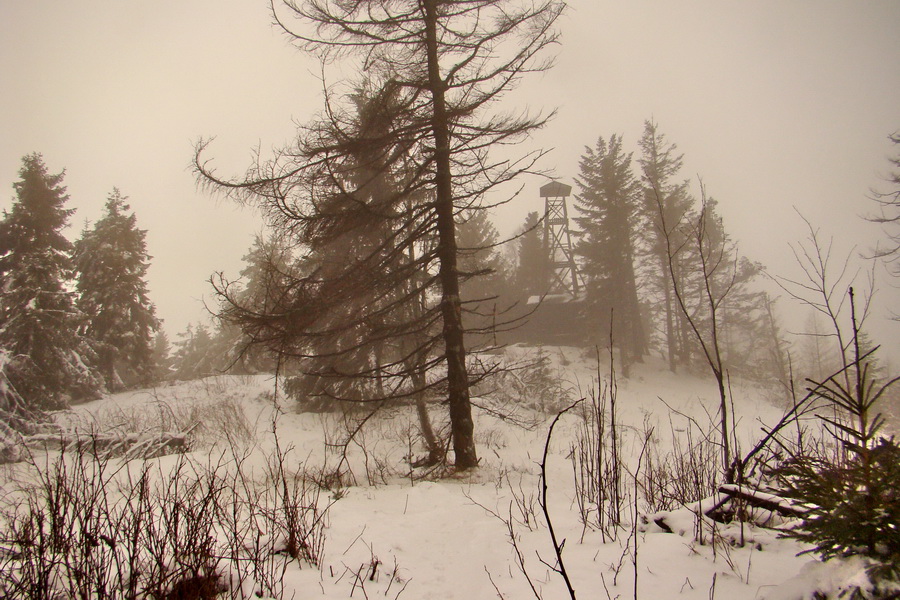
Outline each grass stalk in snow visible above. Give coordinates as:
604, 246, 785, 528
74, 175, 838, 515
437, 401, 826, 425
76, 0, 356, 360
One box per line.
539, 399, 582, 600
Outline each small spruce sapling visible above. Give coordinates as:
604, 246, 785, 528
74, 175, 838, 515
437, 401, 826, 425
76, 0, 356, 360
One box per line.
775, 288, 900, 589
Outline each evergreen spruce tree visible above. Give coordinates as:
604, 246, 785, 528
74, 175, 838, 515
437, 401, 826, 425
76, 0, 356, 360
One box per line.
573, 134, 647, 369
686, 197, 765, 375
170, 323, 216, 381
73, 189, 158, 390
0, 154, 101, 409
514, 211, 551, 300
271, 84, 430, 409
150, 329, 173, 382
868, 131, 900, 277
638, 120, 694, 371
457, 209, 506, 341
236, 234, 296, 307
221, 234, 293, 373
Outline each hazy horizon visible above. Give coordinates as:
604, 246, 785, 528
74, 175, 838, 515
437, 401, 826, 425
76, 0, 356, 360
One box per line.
2, 0, 898, 360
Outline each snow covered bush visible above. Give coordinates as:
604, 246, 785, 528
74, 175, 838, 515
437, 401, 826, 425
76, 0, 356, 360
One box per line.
0, 350, 40, 439
473, 349, 572, 416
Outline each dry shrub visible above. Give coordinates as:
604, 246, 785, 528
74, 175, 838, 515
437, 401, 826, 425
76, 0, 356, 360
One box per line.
0, 440, 327, 599
571, 379, 625, 541
641, 415, 721, 513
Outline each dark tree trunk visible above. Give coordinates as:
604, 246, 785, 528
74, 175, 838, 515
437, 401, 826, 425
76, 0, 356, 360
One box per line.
659, 252, 677, 372
415, 394, 444, 466
422, 0, 477, 470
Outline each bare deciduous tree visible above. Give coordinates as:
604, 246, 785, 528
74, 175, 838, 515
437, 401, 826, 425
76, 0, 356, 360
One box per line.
638, 120, 694, 372
867, 131, 900, 278
773, 214, 874, 392
649, 180, 761, 480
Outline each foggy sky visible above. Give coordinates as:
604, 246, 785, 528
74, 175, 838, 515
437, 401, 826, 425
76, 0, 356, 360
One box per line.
1, 1, 899, 357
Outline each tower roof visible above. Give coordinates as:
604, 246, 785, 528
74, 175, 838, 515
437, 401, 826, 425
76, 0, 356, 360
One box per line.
539, 181, 572, 198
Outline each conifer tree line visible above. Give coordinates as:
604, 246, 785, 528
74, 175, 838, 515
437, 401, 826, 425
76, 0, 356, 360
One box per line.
0, 134, 788, 429
196, 117, 789, 418
452, 120, 782, 383
191, 115, 788, 473
0, 153, 160, 419
567, 120, 781, 381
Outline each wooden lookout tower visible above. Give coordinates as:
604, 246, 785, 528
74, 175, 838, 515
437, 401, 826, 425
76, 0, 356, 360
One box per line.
540, 181, 581, 298
506, 181, 585, 345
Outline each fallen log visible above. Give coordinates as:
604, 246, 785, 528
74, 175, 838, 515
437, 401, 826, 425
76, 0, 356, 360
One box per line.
706, 483, 807, 521
25, 430, 190, 460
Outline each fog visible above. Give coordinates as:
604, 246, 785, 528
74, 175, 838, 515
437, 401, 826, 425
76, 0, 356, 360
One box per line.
1, 0, 898, 358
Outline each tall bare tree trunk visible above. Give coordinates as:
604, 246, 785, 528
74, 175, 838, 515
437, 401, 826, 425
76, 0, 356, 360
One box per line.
423, 0, 477, 469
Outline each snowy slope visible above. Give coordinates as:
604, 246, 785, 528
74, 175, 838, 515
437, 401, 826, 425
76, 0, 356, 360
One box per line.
49, 348, 841, 599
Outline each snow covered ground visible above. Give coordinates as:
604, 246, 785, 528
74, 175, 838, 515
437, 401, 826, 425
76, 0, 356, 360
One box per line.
4, 347, 860, 599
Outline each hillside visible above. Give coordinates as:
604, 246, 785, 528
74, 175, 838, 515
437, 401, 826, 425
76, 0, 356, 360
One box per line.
0, 347, 874, 599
